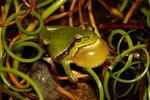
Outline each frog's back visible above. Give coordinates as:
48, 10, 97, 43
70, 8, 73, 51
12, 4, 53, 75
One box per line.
39, 26, 92, 58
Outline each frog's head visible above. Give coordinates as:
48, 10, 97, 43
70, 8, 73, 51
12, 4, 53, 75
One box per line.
71, 30, 109, 68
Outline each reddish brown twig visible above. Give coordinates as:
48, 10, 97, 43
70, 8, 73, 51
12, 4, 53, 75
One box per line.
78, 0, 86, 29
1, 6, 5, 22
87, 0, 100, 37
139, 75, 147, 100
44, 0, 85, 25
6, 33, 30, 89
74, 0, 85, 11
23, 0, 30, 7
44, 11, 70, 24
98, 23, 144, 30
54, 85, 77, 100
146, 37, 150, 51
59, 5, 67, 26
123, 0, 144, 23
0, 3, 24, 26
0, 0, 34, 27
97, 0, 123, 18
22, 93, 38, 100
32, 0, 36, 11
0, 88, 2, 100
42, 57, 59, 76
69, 0, 77, 26
56, 70, 89, 80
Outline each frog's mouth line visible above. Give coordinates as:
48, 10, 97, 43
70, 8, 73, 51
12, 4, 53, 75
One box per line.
54, 38, 79, 63
54, 37, 98, 63
76, 38, 98, 50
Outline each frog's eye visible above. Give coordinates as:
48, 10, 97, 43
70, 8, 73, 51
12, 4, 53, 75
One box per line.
75, 35, 83, 42
72, 38, 109, 68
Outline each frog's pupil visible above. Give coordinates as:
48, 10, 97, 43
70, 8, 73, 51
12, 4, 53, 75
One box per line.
76, 38, 82, 42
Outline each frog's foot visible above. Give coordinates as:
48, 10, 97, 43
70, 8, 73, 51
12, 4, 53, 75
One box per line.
68, 73, 78, 83
62, 57, 78, 83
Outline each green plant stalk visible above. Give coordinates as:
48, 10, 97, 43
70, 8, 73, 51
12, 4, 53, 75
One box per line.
108, 29, 134, 77
12, 36, 36, 70
105, 29, 144, 100
148, 84, 150, 99
140, 8, 150, 28
0, 0, 67, 98
148, 0, 150, 6
111, 47, 149, 83
105, 46, 149, 100
0, 0, 12, 60
84, 68, 104, 100
26, 0, 67, 33
117, 29, 135, 54
4, 0, 12, 18
140, 7, 148, 15
133, 80, 141, 95
108, 29, 133, 49
12, 47, 23, 77
0, 54, 43, 99
11, 0, 66, 84
88, 0, 101, 38
104, 72, 111, 100
16, 11, 44, 35
134, 33, 148, 42
37, 0, 54, 8
0, 67, 44, 100
143, 88, 148, 100
0, 54, 32, 92
0, 24, 3, 60
11, 0, 23, 72
1, 11, 43, 92
113, 81, 134, 99
147, 70, 150, 83
146, 11, 150, 28
0, 83, 26, 100
0, 71, 32, 92
41, 0, 67, 20
113, 61, 140, 75
110, 29, 134, 99
1, 11, 43, 63
13, 0, 19, 10
119, 0, 128, 12
11, 0, 67, 64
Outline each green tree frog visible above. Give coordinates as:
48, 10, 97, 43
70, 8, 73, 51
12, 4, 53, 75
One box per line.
39, 26, 109, 82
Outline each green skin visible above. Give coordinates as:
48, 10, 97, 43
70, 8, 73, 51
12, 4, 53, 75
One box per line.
39, 26, 98, 82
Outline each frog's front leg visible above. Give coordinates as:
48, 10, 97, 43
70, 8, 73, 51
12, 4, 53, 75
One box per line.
61, 56, 77, 83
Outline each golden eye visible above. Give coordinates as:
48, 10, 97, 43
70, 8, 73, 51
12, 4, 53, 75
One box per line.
72, 38, 109, 68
